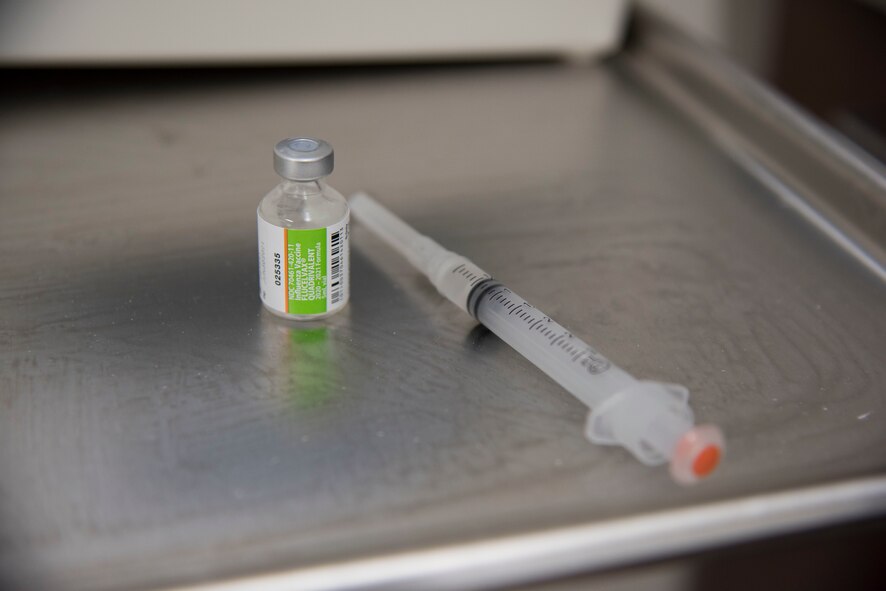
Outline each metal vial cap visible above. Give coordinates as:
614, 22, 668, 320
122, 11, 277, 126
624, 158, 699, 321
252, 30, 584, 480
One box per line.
273, 137, 334, 181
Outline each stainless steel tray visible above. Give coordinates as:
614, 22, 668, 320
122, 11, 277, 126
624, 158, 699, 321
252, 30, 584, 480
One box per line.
2, 14, 885, 591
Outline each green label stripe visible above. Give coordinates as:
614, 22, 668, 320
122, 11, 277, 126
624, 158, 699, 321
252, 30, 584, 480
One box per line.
286, 227, 327, 315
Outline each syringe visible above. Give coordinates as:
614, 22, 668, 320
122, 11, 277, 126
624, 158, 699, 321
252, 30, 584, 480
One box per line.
350, 192, 724, 484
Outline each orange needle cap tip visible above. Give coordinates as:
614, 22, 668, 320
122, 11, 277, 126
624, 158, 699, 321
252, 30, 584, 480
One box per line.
670, 424, 725, 485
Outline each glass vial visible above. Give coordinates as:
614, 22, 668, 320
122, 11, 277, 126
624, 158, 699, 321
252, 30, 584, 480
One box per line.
257, 137, 349, 320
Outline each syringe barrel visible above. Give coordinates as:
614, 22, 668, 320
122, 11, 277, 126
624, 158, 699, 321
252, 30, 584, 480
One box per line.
469, 281, 637, 410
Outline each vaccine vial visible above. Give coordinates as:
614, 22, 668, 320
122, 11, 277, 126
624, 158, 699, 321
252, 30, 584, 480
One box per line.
257, 137, 349, 320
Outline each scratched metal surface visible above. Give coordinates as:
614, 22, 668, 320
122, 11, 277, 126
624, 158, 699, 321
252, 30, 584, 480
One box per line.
1, 60, 886, 590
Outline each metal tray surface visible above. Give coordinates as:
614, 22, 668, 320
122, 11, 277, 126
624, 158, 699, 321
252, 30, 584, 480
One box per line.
1, 56, 885, 589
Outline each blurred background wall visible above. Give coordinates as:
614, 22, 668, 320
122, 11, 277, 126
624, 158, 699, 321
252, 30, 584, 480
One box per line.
0, 0, 627, 64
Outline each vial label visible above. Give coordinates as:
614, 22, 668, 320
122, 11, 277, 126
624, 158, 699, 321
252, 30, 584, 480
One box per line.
257, 214, 349, 316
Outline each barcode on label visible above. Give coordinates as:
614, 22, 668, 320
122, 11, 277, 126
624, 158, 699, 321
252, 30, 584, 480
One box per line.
329, 229, 343, 305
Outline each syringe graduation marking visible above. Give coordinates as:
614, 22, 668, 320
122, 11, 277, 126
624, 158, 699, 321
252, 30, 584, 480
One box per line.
476, 285, 610, 374
451, 263, 488, 287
